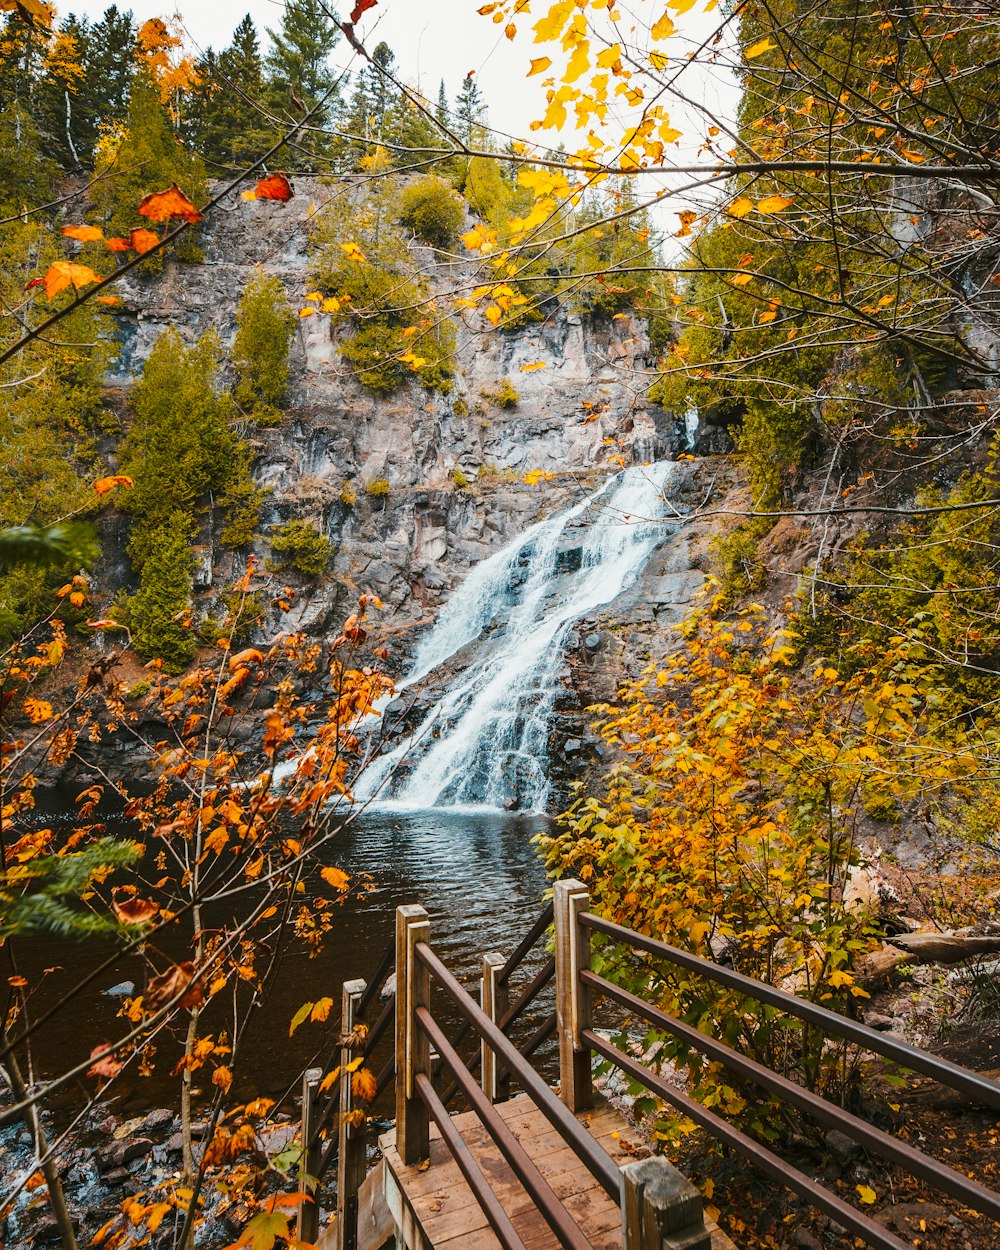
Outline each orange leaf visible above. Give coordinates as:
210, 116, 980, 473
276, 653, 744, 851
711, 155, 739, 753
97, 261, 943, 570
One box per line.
212, 1065, 233, 1094
351, 1067, 377, 1103
253, 173, 293, 202
130, 227, 161, 255
111, 888, 159, 925
137, 184, 203, 224
97, 295, 122, 306
61, 224, 104, 242
105, 236, 132, 252
35, 260, 102, 300
94, 474, 134, 495
145, 961, 205, 1013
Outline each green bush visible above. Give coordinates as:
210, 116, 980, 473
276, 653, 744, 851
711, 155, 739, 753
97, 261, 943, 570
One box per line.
340, 481, 357, 507
397, 175, 465, 249
366, 478, 390, 498
710, 526, 766, 609
232, 271, 297, 423
452, 466, 470, 489
267, 520, 332, 579
126, 680, 151, 700
480, 378, 519, 409
340, 323, 407, 395
453, 394, 469, 418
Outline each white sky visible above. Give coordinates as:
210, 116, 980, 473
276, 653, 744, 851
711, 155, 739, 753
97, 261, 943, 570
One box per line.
64, 1, 738, 150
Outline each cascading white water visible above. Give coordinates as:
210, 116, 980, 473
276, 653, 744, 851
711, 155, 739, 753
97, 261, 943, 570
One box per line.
357, 461, 673, 813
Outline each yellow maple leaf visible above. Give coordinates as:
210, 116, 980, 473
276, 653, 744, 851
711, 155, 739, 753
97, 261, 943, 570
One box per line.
745, 36, 776, 58
757, 194, 795, 213
727, 196, 754, 218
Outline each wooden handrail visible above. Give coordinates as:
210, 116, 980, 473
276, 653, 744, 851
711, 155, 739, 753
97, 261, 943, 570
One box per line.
581, 910, 1000, 1111
583, 968, 1000, 1223
417, 1006, 595, 1250
415, 940, 620, 1197
415, 1071, 529, 1250
583, 1029, 912, 1250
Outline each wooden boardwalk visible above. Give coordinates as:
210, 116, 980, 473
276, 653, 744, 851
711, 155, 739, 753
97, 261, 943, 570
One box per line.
380, 1093, 732, 1250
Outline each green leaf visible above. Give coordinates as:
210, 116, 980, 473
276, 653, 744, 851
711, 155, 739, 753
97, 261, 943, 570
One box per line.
289, 1001, 314, 1037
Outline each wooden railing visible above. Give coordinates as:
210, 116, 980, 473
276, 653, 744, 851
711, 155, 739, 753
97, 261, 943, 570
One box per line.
303, 878, 1000, 1250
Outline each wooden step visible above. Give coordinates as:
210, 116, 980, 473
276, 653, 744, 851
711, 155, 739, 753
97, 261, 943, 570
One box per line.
378, 1092, 736, 1250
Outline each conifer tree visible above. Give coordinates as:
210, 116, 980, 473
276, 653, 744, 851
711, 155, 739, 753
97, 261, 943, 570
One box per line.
190, 15, 272, 168
126, 510, 196, 671
266, 0, 340, 131
92, 66, 206, 264
232, 271, 297, 423
454, 73, 486, 147
436, 78, 448, 127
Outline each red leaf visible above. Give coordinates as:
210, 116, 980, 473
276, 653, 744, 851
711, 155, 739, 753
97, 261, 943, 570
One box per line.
349, 0, 378, 20
137, 184, 203, 224
88, 1044, 122, 1080
254, 173, 293, 202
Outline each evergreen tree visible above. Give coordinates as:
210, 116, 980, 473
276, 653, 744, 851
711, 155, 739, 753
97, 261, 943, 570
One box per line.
91, 66, 206, 265
436, 79, 448, 128
231, 271, 297, 423
36, 7, 135, 170
190, 15, 272, 169
343, 40, 395, 153
454, 73, 486, 147
265, 0, 340, 132
126, 510, 196, 671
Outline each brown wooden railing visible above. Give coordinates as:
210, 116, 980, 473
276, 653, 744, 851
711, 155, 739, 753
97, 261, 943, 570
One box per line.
307, 878, 1000, 1250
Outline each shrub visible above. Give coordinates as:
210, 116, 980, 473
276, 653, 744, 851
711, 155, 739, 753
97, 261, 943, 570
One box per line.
340, 481, 357, 507
340, 323, 406, 395
453, 395, 469, 418
267, 520, 332, 579
710, 525, 765, 609
397, 175, 465, 249
452, 466, 470, 489
126, 680, 151, 700
366, 478, 390, 498
480, 378, 519, 409
232, 272, 297, 423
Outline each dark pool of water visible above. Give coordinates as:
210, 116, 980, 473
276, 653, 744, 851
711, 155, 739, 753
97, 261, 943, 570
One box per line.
15, 804, 552, 1116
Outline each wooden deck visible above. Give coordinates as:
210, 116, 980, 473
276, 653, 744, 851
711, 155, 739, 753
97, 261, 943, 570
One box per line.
379, 1092, 734, 1250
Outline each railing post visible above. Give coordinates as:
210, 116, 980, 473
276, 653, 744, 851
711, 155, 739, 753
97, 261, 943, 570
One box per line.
620, 1157, 712, 1250
297, 1065, 323, 1242
480, 951, 509, 1104
336, 977, 367, 1250
395, 903, 431, 1165
553, 878, 593, 1112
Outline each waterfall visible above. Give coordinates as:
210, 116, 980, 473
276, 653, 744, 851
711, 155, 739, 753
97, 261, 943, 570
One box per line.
358, 461, 673, 813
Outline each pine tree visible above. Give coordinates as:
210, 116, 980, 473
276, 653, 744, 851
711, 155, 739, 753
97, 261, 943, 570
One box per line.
91, 66, 206, 265
232, 271, 297, 422
454, 73, 487, 147
190, 15, 272, 169
344, 40, 395, 151
436, 79, 448, 127
125, 511, 196, 671
265, 0, 340, 131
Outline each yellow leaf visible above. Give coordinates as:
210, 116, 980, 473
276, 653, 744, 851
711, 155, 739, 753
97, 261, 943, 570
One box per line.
320, 866, 350, 891
351, 1067, 378, 1102
528, 56, 552, 76
732, 272, 753, 286
310, 996, 334, 1023
745, 36, 776, 58
484, 304, 503, 326
727, 196, 754, 218
856, 1185, 877, 1205
339, 242, 366, 262
757, 194, 794, 213
519, 360, 548, 372
299, 307, 316, 318
651, 11, 675, 38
